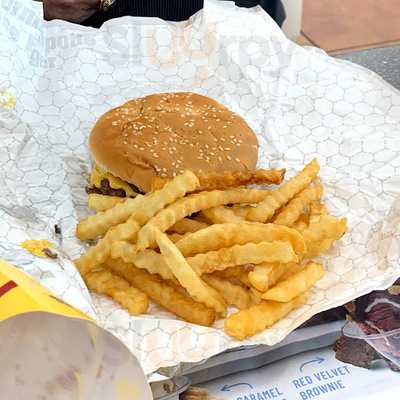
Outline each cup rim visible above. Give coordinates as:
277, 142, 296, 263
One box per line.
342, 321, 400, 340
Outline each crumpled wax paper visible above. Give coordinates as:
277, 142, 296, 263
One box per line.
1, 0, 400, 378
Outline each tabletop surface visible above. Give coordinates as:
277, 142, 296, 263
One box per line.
335, 45, 400, 91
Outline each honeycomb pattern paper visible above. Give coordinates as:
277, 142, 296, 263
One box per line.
1, 0, 400, 378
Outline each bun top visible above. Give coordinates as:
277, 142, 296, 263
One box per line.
89, 92, 259, 192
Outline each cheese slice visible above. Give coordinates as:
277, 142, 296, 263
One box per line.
21, 240, 55, 257
90, 164, 138, 197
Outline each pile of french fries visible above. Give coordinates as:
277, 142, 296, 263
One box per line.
75, 159, 347, 340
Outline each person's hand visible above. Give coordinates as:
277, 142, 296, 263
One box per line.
43, 0, 101, 23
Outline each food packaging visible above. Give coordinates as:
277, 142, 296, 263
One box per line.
1, 0, 400, 380
0, 260, 152, 399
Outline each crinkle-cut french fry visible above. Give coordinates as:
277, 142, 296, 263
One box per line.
105, 258, 216, 326
224, 293, 308, 340
175, 223, 306, 257
195, 169, 286, 190
262, 262, 325, 302
188, 241, 298, 275
248, 263, 281, 292
302, 215, 347, 257
192, 214, 211, 225
246, 159, 320, 223
84, 269, 149, 315
135, 188, 273, 251
231, 204, 258, 220
225, 293, 309, 340
317, 238, 335, 254
77, 196, 148, 241
201, 206, 246, 224
203, 275, 253, 310
151, 169, 286, 191
75, 219, 141, 276
249, 286, 263, 306
280, 263, 304, 282
309, 201, 328, 223
77, 170, 199, 241
212, 265, 249, 279
273, 183, 323, 227
239, 271, 252, 287
249, 287, 263, 305
292, 213, 310, 232
248, 262, 301, 292
150, 176, 168, 191
155, 230, 227, 315
168, 233, 185, 243
88, 194, 127, 212
168, 218, 208, 234
110, 241, 175, 281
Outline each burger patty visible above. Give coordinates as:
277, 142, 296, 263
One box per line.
86, 178, 142, 197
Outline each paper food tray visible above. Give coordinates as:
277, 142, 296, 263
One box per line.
167, 321, 344, 384
1, 0, 400, 379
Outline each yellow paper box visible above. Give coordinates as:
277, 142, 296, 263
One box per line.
0, 259, 152, 400
0, 259, 89, 322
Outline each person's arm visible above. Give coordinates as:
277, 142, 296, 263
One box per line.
43, 0, 102, 23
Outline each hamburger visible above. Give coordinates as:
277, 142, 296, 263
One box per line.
86, 92, 259, 196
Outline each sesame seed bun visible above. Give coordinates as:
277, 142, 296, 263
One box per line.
89, 92, 259, 193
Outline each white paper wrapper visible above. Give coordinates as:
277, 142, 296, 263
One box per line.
0, 312, 152, 399
1, 0, 400, 378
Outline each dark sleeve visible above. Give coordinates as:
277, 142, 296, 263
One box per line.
82, 0, 204, 28
83, 0, 285, 28
234, 0, 286, 27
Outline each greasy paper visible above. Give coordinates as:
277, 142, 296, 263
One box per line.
1, 0, 400, 377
